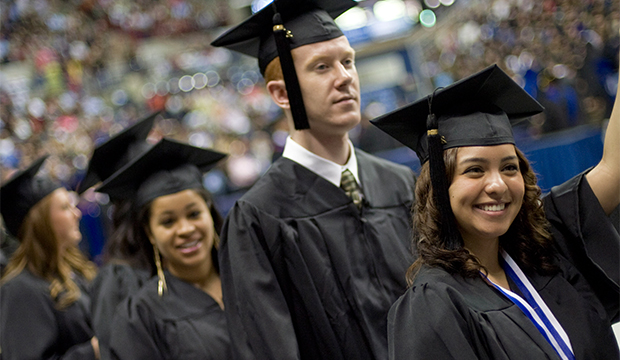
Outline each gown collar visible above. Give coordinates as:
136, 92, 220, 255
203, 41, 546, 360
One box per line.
482, 250, 575, 360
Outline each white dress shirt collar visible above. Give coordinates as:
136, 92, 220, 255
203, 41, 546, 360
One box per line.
282, 136, 360, 188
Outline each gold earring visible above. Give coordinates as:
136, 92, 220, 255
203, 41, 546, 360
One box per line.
153, 244, 167, 297
213, 231, 220, 249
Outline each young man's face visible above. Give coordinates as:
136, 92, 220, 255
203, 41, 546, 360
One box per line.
291, 35, 361, 136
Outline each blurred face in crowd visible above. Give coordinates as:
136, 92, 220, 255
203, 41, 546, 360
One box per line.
49, 188, 82, 249
147, 189, 214, 276
448, 144, 525, 248
268, 35, 361, 137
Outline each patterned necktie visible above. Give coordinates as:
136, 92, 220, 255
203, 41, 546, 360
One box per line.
340, 169, 363, 210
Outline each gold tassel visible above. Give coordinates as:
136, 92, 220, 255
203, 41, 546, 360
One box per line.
153, 244, 167, 297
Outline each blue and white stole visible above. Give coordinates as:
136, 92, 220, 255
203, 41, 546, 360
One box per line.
481, 250, 575, 360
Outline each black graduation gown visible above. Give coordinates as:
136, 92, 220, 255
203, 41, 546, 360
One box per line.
0, 270, 97, 360
388, 171, 620, 360
90, 262, 151, 358
109, 271, 231, 360
220, 149, 416, 360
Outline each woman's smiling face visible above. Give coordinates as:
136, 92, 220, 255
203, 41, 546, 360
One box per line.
448, 144, 525, 247
147, 189, 214, 274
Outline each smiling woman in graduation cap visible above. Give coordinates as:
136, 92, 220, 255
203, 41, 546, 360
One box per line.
1, 156, 100, 359
372, 64, 620, 359
94, 138, 231, 359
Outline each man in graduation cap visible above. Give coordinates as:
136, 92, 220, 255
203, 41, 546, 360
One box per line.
211, 1, 416, 359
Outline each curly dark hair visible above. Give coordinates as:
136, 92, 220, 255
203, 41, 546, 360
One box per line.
104, 199, 154, 273
407, 146, 558, 285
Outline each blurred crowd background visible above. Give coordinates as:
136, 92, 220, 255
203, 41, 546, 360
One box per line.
1, 0, 618, 262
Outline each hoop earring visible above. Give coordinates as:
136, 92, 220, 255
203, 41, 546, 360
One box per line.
153, 244, 167, 297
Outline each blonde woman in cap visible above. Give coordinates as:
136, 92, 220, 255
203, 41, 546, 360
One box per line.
1, 156, 100, 359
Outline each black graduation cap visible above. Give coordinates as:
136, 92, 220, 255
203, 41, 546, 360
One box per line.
211, 0, 358, 130
77, 111, 159, 194
371, 65, 544, 163
371, 65, 543, 250
96, 138, 227, 208
0, 156, 61, 237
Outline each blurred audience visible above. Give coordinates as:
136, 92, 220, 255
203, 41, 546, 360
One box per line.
413, 0, 618, 136
1, 0, 618, 261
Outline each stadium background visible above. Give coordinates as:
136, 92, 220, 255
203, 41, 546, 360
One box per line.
1, 0, 618, 281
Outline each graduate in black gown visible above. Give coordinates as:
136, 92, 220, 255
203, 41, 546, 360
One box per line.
77, 112, 159, 356
210, 1, 416, 359
95, 138, 231, 360
0, 156, 100, 360
371, 64, 620, 359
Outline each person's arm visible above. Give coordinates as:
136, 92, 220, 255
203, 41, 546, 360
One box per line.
220, 201, 300, 360
90, 265, 122, 349
543, 64, 620, 319
91, 264, 146, 350
388, 285, 479, 360
91, 337, 100, 360
0, 277, 97, 360
108, 295, 164, 360
585, 65, 620, 215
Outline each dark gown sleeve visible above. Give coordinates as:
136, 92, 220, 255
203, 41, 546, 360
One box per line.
108, 295, 164, 360
0, 277, 96, 360
387, 284, 481, 360
91, 264, 149, 351
544, 170, 620, 322
219, 201, 300, 360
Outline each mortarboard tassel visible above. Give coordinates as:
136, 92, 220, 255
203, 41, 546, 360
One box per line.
426, 105, 462, 250
272, 9, 310, 130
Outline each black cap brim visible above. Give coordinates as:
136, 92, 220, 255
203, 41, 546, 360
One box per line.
211, 0, 356, 69
95, 138, 227, 204
77, 111, 159, 194
370, 64, 544, 162
0, 156, 61, 237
